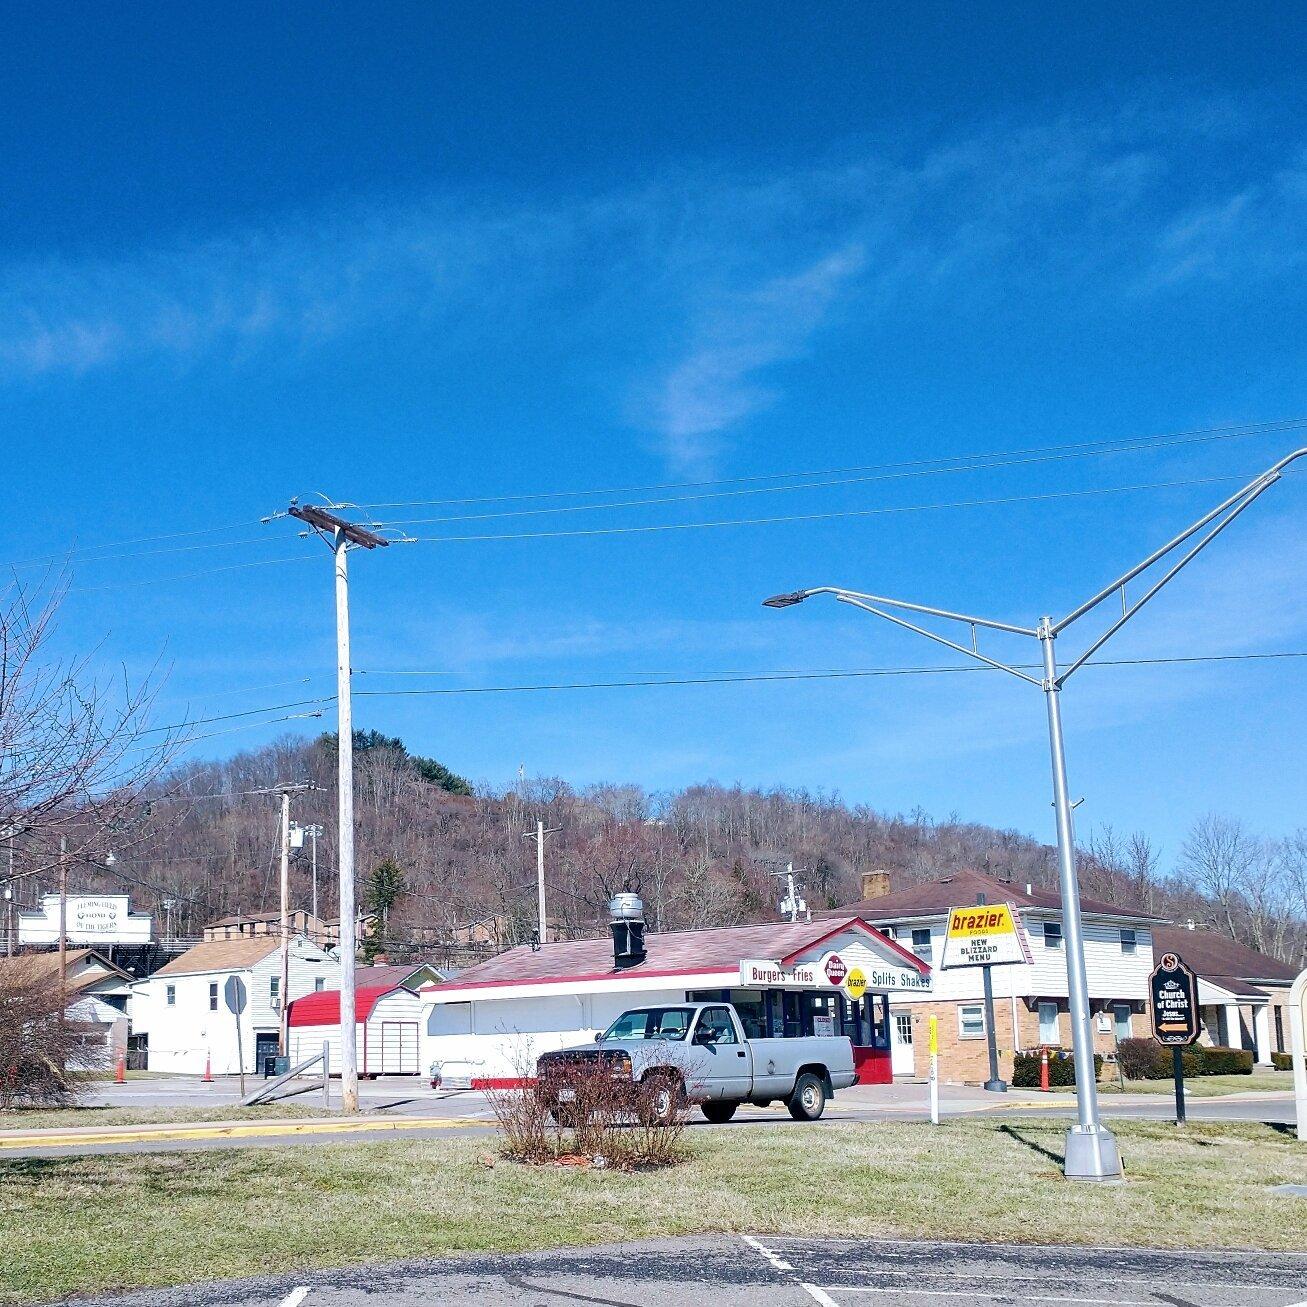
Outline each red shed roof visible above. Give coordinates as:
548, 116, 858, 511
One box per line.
287, 984, 400, 1027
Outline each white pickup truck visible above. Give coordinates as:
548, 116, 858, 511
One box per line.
535, 1000, 857, 1123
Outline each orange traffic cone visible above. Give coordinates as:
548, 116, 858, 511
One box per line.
202, 1053, 213, 1083
114, 1053, 126, 1084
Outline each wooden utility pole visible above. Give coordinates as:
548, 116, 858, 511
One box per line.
282, 500, 390, 1115
523, 820, 561, 944
58, 836, 68, 1003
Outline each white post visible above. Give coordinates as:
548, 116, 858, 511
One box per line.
334, 534, 359, 1115
928, 1014, 940, 1125
1223, 1003, 1244, 1051
535, 820, 547, 945
1252, 1004, 1272, 1066
279, 789, 291, 1055
1288, 970, 1306, 1142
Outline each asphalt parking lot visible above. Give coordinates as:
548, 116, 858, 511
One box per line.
47, 1235, 1307, 1307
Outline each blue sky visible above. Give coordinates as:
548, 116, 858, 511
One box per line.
4, 4, 1305, 864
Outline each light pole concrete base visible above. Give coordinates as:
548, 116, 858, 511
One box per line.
1064, 1125, 1123, 1181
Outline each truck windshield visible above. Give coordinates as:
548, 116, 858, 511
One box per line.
602, 1007, 694, 1041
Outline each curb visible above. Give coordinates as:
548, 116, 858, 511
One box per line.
0, 1115, 493, 1150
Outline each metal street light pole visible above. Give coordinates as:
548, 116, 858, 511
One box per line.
763, 444, 1305, 1181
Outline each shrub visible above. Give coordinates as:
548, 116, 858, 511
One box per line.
1271, 1052, 1292, 1071
1116, 1038, 1172, 1080
1012, 1049, 1103, 1088
0, 960, 96, 1109
1193, 1045, 1254, 1075
486, 1051, 690, 1171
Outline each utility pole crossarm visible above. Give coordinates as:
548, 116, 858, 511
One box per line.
1052, 447, 1307, 637
288, 504, 390, 549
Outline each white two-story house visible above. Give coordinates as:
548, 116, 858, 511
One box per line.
131, 933, 337, 1075
822, 869, 1161, 1083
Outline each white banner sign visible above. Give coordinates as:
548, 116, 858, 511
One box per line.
739, 952, 929, 993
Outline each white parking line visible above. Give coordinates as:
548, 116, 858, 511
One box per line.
801, 1287, 841, 1306
809, 1290, 1155, 1305
739, 1234, 794, 1272
278, 1288, 310, 1307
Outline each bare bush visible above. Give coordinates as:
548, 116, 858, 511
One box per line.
0, 959, 98, 1109
487, 1049, 690, 1170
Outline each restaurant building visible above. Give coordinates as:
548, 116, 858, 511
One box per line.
419, 905, 929, 1088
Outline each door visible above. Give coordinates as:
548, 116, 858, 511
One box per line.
891, 1011, 916, 1076
381, 1022, 420, 1074
255, 1032, 279, 1077
689, 1006, 752, 1099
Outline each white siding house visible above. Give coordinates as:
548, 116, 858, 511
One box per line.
132, 933, 336, 1075
821, 870, 1160, 1083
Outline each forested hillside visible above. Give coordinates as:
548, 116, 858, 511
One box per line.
37, 731, 1306, 969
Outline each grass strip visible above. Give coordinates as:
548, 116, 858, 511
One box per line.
1, 1117, 1303, 1304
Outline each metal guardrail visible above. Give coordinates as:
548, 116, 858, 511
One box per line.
240, 1042, 331, 1109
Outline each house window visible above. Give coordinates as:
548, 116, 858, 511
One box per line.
881, 924, 898, 939
911, 928, 933, 964
1038, 1001, 1060, 1044
1043, 922, 1063, 949
165, 984, 176, 1007
270, 976, 280, 1006
208, 982, 219, 1012
1113, 1004, 1132, 1041
1119, 928, 1137, 955
314, 977, 326, 993
958, 1004, 986, 1040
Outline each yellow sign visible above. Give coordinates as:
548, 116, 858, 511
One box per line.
844, 967, 868, 1000
928, 1014, 939, 1056
941, 902, 1031, 969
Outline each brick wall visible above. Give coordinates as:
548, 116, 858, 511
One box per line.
896, 1000, 1137, 1084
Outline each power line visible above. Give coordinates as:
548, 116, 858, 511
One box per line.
368, 422, 1307, 527
401, 475, 1249, 546
69, 553, 315, 594
351, 651, 1307, 697
351, 416, 1306, 511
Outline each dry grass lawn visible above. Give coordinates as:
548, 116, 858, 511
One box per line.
0, 1118, 1303, 1304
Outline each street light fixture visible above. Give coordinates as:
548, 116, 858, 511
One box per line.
764, 444, 1306, 1181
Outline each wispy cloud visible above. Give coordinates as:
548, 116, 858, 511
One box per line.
2, 92, 1304, 476
642, 244, 866, 473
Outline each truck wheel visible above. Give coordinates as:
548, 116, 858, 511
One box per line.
787, 1072, 827, 1121
639, 1075, 683, 1126
548, 1105, 582, 1129
701, 1100, 740, 1123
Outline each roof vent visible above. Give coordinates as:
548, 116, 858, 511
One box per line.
609, 894, 646, 970
1026, 883, 1033, 896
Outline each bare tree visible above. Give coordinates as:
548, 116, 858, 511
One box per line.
1, 576, 181, 883
1178, 814, 1267, 942
1125, 831, 1162, 913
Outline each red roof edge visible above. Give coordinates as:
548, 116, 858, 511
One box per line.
781, 916, 931, 975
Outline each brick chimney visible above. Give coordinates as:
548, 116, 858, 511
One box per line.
860, 870, 891, 901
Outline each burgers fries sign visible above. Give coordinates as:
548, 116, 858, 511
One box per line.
940, 903, 1031, 969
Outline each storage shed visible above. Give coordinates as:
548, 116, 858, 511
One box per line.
287, 984, 422, 1076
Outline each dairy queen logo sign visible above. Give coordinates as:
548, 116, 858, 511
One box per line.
824, 954, 847, 985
